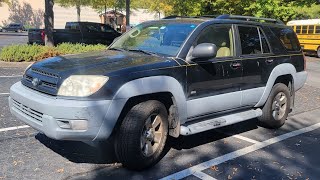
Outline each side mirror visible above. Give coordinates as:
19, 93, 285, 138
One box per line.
191, 43, 217, 61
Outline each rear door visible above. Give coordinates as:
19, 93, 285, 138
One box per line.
186, 24, 243, 119
236, 25, 272, 107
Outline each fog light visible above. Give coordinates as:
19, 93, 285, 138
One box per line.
70, 120, 88, 130
57, 120, 88, 130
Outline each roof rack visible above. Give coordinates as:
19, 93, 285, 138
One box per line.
216, 14, 284, 24
162, 15, 218, 19
162, 14, 284, 25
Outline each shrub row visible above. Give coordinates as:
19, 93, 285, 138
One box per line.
0, 43, 106, 62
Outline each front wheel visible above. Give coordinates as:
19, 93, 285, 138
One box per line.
317, 47, 320, 58
115, 100, 168, 170
258, 83, 291, 129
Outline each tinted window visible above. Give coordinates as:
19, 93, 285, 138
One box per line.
259, 28, 270, 53
296, 26, 301, 34
196, 25, 234, 57
101, 25, 115, 33
308, 25, 315, 34
302, 26, 307, 34
270, 27, 301, 52
65, 22, 80, 31
316, 26, 320, 34
238, 26, 262, 55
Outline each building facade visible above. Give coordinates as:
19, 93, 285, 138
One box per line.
0, 0, 162, 29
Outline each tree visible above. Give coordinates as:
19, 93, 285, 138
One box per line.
0, 0, 9, 7
45, 0, 54, 46
126, 0, 130, 31
136, 0, 173, 18
56, 0, 91, 21
2, 0, 44, 28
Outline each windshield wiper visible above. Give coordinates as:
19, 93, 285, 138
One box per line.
127, 49, 159, 56
108, 47, 125, 52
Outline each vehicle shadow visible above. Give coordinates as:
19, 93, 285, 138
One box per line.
42, 119, 259, 180
35, 133, 118, 164
169, 118, 259, 150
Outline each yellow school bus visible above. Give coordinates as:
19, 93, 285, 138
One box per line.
287, 19, 320, 58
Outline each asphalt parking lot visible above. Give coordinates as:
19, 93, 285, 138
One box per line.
0, 32, 28, 50
1, 57, 320, 180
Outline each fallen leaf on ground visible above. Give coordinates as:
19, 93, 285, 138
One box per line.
56, 168, 64, 173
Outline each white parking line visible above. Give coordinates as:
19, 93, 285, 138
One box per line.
0, 93, 9, 95
0, 75, 22, 78
160, 122, 320, 180
232, 135, 260, 144
192, 171, 217, 180
0, 125, 30, 133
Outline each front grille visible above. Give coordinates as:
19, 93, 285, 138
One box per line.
32, 68, 59, 78
12, 99, 43, 123
22, 68, 60, 95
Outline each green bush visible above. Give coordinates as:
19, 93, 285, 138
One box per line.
0, 43, 106, 62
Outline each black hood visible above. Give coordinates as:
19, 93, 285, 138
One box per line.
31, 50, 174, 77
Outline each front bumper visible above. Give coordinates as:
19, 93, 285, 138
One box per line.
9, 82, 126, 141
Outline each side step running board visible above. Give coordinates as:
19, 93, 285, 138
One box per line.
180, 109, 262, 136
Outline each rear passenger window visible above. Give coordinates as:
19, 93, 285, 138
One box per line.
296, 26, 301, 34
238, 26, 262, 55
270, 27, 301, 52
259, 29, 270, 53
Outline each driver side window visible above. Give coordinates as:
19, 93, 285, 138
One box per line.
196, 25, 234, 58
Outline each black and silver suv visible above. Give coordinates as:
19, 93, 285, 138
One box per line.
9, 15, 307, 170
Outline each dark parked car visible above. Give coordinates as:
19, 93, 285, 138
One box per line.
28, 22, 121, 45
10, 15, 307, 170
3, 23, 25, 32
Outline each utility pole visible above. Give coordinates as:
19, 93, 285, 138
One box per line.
126, 0, 130, 32
44, 0, 54, 46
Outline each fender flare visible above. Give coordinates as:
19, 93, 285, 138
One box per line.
113, 76, 188, 123
255, 63, 299, 107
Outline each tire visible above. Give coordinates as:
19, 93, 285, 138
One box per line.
258, 83, 291, 129
115, 100, 169, 170
317, 47, 320, 58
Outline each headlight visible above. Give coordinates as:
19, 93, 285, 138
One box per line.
58, 75, 109, 97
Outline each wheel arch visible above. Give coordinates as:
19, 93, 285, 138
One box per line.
255, 63, 297, 108
110, 76, 187, 137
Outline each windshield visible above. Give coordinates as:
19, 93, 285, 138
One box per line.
110, 21, 198, 56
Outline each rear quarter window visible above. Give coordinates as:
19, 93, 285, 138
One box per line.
270, 27, 301, 52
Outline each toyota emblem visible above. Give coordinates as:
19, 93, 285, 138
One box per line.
32, 78, 40, 86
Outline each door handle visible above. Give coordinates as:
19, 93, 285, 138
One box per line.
266, 59, 274, 64
230, 62, 242, 69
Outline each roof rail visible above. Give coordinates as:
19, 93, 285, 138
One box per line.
162, 15, 218, 19
216, 14, 284, 24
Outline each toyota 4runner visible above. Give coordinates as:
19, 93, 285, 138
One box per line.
9, 15, 307, 170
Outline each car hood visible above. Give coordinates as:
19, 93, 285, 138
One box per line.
31, 50, 174, 77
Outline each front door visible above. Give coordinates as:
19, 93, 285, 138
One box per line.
186, 24, 242, 119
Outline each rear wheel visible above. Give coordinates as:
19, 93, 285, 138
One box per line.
258, 83, 290, 129
115, 100, 168, 170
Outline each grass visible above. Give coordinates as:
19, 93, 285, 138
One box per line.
0, 43, 106, 62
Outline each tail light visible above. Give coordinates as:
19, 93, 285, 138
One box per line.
40, 30, 45, 41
